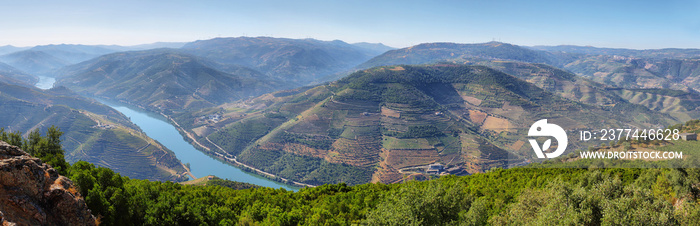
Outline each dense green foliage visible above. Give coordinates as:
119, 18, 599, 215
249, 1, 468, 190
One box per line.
238, 147, 374, 186
281, 132, 334, 150
208, 117, 283, 156
206, 177, 261, 190
0, 126, 70, 174
68, 163, 700, 225
4, 129, 700, 225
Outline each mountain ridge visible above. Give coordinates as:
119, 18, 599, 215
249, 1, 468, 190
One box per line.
56, 48, 286, 113
181, 37, 387, 85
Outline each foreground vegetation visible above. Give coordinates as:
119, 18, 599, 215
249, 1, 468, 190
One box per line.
3, 127, 700, 225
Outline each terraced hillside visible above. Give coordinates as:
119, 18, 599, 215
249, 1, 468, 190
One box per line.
358, 42, 700, 121
175, 65, 676, 186
363, 42, 700, 93
0, 81, 188, 181
560, 56, 700, 91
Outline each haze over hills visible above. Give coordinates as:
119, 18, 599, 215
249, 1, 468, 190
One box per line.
172, 64, 676, 186
0, 61, 38, 86
0, 45, 30, 55
531, 45, 700, 59
0, 81, 188, 181
363, 42, 700, 92
351, 42, 396, 55
56, 49, 288, 112
358, 42, 700, 120
469, 60, 700, 121
0, 43, 191, 78
181, 37, 390, 85
0, 50, 70, 77
358, 42, 560, 69
28, 44, 122, 64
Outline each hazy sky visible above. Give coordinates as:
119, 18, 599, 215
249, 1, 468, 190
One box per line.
1, 0, 699, 49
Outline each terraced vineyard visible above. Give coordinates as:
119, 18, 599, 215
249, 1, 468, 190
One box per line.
173, 64, 680, 185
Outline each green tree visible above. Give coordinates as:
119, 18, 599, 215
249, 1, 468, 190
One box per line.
0, 126, 69, 174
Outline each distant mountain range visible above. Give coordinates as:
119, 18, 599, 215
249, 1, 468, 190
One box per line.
181, 37, 391, 85
56, 49, 289, 112
0, 81, 188, 181
361, 41, 700, 93
531, 45, 700, 59
351, 42, 396, 55
0, 45, 30, 55
0, 43, 189, 77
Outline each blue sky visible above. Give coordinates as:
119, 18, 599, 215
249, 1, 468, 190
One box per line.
1, 0, 699, 49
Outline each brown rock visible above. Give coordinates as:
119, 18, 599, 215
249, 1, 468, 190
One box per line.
0, 141, 96, 226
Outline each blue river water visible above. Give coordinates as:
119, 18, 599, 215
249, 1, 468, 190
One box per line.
35, 76, 56, 89
100, 100, 298, 191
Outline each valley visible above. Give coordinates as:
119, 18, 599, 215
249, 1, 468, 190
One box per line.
3, 37, 700, 189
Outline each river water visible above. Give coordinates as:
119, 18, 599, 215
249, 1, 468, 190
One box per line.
35, 78, 298, 190
101, 101, 298, 191
35, 76, 56, 89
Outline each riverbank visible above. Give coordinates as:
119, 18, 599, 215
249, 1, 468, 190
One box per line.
159, 112, 314, 188
97, 98, 298, 190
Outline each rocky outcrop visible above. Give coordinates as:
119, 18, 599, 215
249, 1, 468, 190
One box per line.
0, 141, 95, 226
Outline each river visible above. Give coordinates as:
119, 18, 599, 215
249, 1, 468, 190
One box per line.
35, 76, 56, 89
35, 78, 298, 191
101, 100, 299, 191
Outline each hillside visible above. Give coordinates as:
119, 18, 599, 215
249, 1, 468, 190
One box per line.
180, 37, 386, 84
471, 61, 700, 121
358, 42, 559, 69
357, 42, 700, 119
171, 64, 676, 186
561, 56, 700, 92
56, 49, 286, 113
0, 61, 38, 86
0, 81, 188, 181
